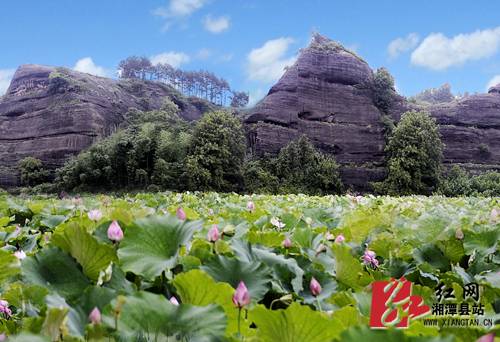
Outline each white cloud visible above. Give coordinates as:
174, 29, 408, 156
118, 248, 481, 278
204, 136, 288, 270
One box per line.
0, 69, 15, 95
247, 37, 296, 83
411, 27, 500, 70
196, 48, 212, 60
150, 51, 191, 68
388, 33, 420, 59
154, 0, 207, 18
73, 57, 107, 77
203, 15, 230, 33
487, 75, 500, 90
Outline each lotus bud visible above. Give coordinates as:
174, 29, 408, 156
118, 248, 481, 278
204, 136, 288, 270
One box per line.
362, 250, 379, 268
88, 307, 101, 324
232, 281, 251, 308
107, 220, 124, 242
176, 207, 187, 220
455, 228, 464, 240
0, 300, 12, 318
14, 250, 26, 260
88, 209, 103, 222
310, 277, 322, 296
334, 234, 345, 243
282, 237, 292, 248
246, 201, 255, 212
0, 333, 5, 341
207, 224, 220, 242
169, 296, 180, 306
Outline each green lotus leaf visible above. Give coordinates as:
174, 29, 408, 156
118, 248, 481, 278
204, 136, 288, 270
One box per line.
22, 247, 90, 301
251, 302, 344, 342
201, 255, 272, 302
231, 239, 305, 294
118, 215, 202, 279
52, 222, 117, 280
0, 249, 20, 283
173, 269, 249, 335
103, 291, 226, 340
332, 244, 373, 291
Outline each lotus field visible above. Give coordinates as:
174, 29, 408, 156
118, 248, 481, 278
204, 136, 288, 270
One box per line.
0, 192, 499, 341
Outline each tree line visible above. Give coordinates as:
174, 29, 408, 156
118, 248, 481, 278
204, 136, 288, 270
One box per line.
118, 56, 249, 108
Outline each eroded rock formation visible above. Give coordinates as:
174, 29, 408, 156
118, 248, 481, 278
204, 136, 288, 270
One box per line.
2, 35, 500, 190
246, 34, 500, 190
0, 65, 208, 186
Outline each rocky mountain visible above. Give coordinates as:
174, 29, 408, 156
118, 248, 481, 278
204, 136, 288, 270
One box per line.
246, 34, 500, 190
2, 35, 500, 190
0, 65, 210, 186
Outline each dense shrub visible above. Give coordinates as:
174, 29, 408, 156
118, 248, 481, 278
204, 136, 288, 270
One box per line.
18, 157, 50, 186
185, 111, 246, 192
375, 111, 443, 195
472, 172, 500, 196
372, 67, 396, 114
245, 136, 343, 195
57, 100, 192, 191
436, 166, 473, 197
438, 166, 500, 197
242, 159, 279, 194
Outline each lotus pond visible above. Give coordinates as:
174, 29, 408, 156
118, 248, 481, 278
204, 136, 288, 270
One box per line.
0, 192, 499, 341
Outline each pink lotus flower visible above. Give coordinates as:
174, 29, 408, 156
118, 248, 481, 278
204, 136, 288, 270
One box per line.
169, 296, 180, 306
476, 333, 495, 342
207, 225, 220, 242
325, 232, 335, 241
14, 250, 26, 260
282, 237, 292, 248
232, 281, 251, 308
0, 333, 6, 341
246, 201, 255, 212
310, 277, 322, 296
88, 209, 103, 222
176, 207, 187, 220
88, 307, 101, 324
334, 234, 345, 243
0, 300, 12, 318
107, 220, 124, 242
362, 250, 379, 268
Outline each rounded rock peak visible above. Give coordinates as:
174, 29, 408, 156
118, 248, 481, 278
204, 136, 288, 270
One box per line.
488, 83, 500, 95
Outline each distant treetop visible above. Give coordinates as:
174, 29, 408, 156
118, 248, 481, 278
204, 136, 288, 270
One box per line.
117, 56, 249, 108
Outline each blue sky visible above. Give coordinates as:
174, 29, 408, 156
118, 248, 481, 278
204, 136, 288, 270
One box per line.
1, 0, 500, 103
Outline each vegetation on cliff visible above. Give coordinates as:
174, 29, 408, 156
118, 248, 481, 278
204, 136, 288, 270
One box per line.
52, 104, 342, 194
375, 111, 443, 195
118, 56, 249, 107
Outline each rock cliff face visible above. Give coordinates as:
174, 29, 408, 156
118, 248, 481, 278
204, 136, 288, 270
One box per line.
246, 34, 500, 190
2, 36, 500, 190
0, 65, 207, 186
245, 35, 387, 190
